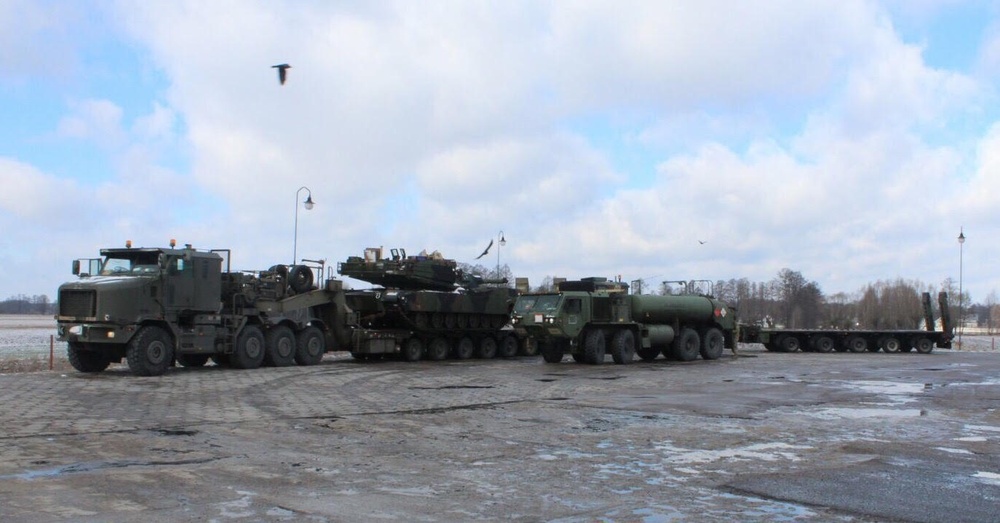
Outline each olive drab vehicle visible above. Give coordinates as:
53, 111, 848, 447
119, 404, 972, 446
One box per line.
512, 277, 737, 364
56, 241, 333, 376
337, 247, 523, 361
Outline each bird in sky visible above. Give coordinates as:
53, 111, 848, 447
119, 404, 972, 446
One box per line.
475, 239, 494, 259
698, 240, 707, 245
272, 63, 291, 85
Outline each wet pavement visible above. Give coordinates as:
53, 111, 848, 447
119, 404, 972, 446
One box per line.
0, 347, 998, 522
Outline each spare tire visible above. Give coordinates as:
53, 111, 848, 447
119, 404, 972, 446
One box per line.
288, 265, 314, 293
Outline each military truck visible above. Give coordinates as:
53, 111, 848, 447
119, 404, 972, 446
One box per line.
512, 277, 737, 364
56, 241, 338, 376
337, 247, 522, 361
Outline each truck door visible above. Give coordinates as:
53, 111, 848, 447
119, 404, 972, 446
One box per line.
166, 256, 194, 311
561, 295, 587, 339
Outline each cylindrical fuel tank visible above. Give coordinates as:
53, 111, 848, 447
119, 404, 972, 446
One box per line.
647, 325, 675, 347
629, 294, 717, 324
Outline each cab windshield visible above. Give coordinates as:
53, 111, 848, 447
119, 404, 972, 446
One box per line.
514, 294, 561, 314
100, 254, 161, 276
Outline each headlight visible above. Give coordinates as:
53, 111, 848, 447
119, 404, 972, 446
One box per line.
69, 325, 83, 335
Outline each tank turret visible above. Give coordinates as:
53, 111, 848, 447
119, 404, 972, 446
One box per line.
338, 247, 459, 291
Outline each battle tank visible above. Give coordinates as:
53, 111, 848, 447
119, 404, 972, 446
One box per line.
337, 247, 523, 361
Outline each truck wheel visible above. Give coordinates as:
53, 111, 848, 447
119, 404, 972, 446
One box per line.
264, 326, 297, 367
880, 337, 901, 353
68, 342, 110, 373
126, 326, 174, 376
498, 334, 519, 358
454, 337, 475, 359
637, 346, 659, 361
427, 337, 450, 361
671, 328, 700, 362
583, 329, 606, 364
811, 335, 834, 353
610, 330, 635, 364
845, 336, 868, 353
176, 354, 210, 368
232, 325, 266, 369
401, 338, 424, 362
914, 337, 934, 354
700, 328, 725, 360
294, 326, 325, 365
775, 335, 800, 353
477, 337, 498, 359
540, 342, 564, 363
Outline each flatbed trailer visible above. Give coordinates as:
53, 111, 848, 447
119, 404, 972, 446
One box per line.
738, 292, 953, 354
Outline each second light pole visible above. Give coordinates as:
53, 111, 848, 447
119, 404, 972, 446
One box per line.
958, 227, 965, 348
496, 230, 506, 284
293, 186, 315, 264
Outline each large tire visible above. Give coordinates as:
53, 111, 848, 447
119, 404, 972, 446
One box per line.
477, 337, 498, 359
540, 342, 564, 363
454, 337, 475, 360
914, 337, 934, 354
427, 337, 450, 361
610, 330, 635, 364
700, 328, 725, 360
845, 336, 868, 353
401, 338, 424, 362
288, 265, 314, 294
583, 329, 606, 364
232, 325, 265, 369
264, 325, 297, 367
671, 328, 700, 362
498, 334, 519, 358
294, 326, 325, 365
880, 336, 901, 353
811, 335, 835, 353
176, 354, 210, 368
68, 342, 110, 373
126, 326, 174, 376
637, 346, 659, 361
775, 334, 800, 353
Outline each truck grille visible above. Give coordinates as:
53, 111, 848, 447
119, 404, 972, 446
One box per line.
60, 290, 96, 318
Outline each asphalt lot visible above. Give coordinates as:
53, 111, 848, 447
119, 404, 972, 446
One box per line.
1, 347, 998, 522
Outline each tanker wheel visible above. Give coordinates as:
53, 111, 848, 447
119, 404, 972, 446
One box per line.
232, 325, 266, 369
700, 328, 725, 360
498, 334, 519, 358
845, 335, 868, 353
454, 337, 475, 359
610, 330, 635, 364
583, 329, 606, 364
264, 325, 297, 367
477, 337, 498, 359
811, 335, 835, 353
427, 337, 450, 361
671, 328, 700, 362
401, 338, 424, 362
637, 346, 659, 362
294, 326, 325, 366
68, 342, 111, 373
126, 325, 174, 376
540, 342, 564, 363
914, 337, 934, 354
176, 354, 210, 368
880, 336, 901, 353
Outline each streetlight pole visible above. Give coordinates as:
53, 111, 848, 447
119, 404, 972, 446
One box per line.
958, 227, 965, 348
496, 230, 506, 284
293, 186, 315, 264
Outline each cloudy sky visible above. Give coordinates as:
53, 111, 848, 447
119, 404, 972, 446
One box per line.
1, 0, 998, 303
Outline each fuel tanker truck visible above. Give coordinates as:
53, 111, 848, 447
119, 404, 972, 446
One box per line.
512, 277, 736, 364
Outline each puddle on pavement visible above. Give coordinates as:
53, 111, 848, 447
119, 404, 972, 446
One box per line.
805, 407, 924, 420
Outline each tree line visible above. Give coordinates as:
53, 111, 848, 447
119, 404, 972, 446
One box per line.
0, 295, 55, 314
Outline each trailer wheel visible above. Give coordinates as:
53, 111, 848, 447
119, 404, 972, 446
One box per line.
68, 342, 111, 373
176, 354, 210, 368
454, 337, 475, 359
427, 337, 450, 361
880, 336, 901, 353
583, 329, 606, 364
401, 338, 424, 362
700, 328, 725, 360
294, 326, 325, 365
126, 326, 174, 376
232, 325, 265, 369
637, 346, 659, 361
914, 337, 934, 354
811, 335, 835, 353
671, 328, 700, 362
775, 334, 800, 353
845, 336, 868, 353
540, 342, 564, 363
477, 337, 498, 359
498, 334, 519, 358
611, 330, 635, 364
264, 326, 296, 367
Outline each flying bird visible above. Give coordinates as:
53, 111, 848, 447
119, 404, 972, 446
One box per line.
272, 63, 291, 85
475, 239, 493, 260
698, 240, 707, 245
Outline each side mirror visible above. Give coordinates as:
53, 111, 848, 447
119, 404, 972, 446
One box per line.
72, 260, 80, 276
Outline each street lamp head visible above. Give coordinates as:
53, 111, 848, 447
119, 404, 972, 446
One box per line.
304, 195, 314, 210
499, 231, 506, 246
958, 229, 965, 244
